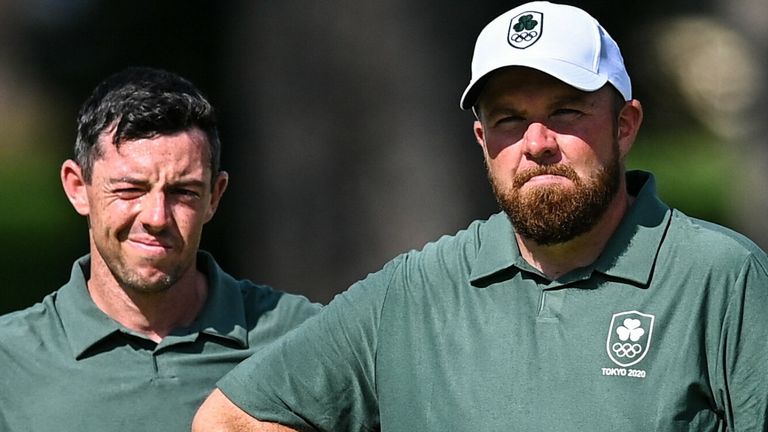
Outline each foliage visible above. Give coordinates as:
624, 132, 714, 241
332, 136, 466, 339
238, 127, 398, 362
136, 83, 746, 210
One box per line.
627, 128, 735, 225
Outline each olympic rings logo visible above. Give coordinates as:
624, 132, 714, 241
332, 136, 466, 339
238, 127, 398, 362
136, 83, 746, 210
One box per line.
612, 342, 642, 358
510, 31, 538, 43
510, 30, 539, 43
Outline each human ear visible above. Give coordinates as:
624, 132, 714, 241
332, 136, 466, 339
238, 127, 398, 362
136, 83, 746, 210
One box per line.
60, 160, 90, 216
617, 100, 643, 158
473, 120, 486, 149
204, 171, 229, 222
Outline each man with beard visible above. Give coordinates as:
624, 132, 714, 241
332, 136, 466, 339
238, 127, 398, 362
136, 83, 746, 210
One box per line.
0, 67, 320, 431
194, 2, 768, 431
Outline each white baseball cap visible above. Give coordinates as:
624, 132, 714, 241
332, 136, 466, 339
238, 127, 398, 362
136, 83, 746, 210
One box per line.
460, 1, 631, 110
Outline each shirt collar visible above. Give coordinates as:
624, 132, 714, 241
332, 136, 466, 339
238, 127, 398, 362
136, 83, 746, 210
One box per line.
57, 251, 249, 360
592, 170, 671, 286
469, 170, 670, 287
190, 251, 249, 347
469, 212, 519, 284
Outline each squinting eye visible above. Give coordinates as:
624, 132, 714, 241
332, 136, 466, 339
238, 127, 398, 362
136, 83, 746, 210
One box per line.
175, 189, 201, 199
114, 188, 144, 199
552, 108, 582, 117
495, 116, 525, 126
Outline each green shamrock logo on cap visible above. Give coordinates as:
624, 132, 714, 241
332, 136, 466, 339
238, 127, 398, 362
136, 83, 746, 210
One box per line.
508, 10, 543, 49
514, 14, 538, 32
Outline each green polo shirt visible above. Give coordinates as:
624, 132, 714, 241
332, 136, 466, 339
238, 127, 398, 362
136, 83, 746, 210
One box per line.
0, 251, 319, 431
219, 171, 768, 431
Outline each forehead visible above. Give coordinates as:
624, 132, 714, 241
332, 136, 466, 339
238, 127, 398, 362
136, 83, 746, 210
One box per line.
93, 127, 211, 178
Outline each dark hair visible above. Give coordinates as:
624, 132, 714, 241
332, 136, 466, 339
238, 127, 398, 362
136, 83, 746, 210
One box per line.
74, 67, 221, 186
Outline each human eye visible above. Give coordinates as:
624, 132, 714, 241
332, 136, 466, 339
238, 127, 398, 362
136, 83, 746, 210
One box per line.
171, 187, 202, 201
113, 187, 145, 200
493, 114, 525, 128
551, 107, 583, 118
183, 189, 201, 199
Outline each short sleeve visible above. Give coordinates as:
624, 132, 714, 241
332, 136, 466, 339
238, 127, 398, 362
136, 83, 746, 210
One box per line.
218, 257, 403, 432
717, 254, 768, 431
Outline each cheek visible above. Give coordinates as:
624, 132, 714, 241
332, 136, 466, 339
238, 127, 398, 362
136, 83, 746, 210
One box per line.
485, 143, 523, 176
173, 206, 209, 237
558, 135, 610, 170
565, 121, 617, 159
91, 201, 140, 235
483, 132, 523, 160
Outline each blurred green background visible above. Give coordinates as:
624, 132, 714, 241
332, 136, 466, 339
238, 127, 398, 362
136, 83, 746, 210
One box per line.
1, 0, 766, 313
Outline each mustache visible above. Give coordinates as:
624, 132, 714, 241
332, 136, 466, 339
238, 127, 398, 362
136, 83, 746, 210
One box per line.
512, 165, 579, 189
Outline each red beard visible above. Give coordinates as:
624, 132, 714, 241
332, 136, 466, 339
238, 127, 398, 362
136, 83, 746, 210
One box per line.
490, 155, 621, 245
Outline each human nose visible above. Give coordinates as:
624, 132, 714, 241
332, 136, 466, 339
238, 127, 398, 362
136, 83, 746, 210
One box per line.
138, 191, 169, 231
522, 122, 559, 163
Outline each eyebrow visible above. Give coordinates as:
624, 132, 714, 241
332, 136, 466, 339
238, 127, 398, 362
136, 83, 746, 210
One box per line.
485, 92, 595, 117
107, 177, 207, 190
551, 93, 595, 108
485, 107, 523, 118
168, 180, 207, 190
108, 176, 148, 186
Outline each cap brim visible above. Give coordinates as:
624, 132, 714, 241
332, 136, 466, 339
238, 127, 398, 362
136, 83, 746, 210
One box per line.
460, 58, 609, 110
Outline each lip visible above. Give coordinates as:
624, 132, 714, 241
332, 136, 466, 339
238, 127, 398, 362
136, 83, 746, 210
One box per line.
524, 174, 572, 185
126, 237, 172, 254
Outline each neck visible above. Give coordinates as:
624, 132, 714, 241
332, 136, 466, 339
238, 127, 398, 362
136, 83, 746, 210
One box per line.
87, 260, 208, 343
516, 189, 634, 280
